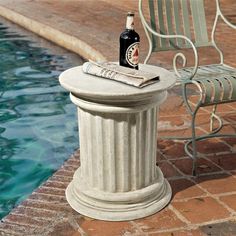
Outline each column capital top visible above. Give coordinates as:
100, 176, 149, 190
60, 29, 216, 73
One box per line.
59, 64, 176, 104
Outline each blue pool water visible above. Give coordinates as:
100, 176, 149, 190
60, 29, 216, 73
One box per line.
0, 20, 83, 218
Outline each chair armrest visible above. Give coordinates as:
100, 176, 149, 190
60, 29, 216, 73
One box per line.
216, 0, 236, 30
138, 0, 199, 80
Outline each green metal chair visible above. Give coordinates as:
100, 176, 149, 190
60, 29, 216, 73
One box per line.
139, 0, 236, 175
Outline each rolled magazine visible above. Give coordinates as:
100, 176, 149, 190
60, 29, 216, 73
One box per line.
82, 61, 159, 88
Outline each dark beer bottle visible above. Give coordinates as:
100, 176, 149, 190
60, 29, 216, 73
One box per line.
119, 12, 140, 70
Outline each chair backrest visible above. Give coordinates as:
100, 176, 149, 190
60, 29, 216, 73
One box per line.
146, 0, 212, 52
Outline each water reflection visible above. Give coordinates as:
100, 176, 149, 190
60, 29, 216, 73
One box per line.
0, 22, 82, 218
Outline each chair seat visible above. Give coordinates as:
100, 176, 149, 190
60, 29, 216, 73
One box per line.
175, 64, 236, 106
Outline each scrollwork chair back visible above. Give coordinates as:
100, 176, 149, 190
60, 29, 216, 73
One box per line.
139, 0, 236, 176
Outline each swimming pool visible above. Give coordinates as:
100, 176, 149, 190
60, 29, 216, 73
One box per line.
0, 19, 83, 218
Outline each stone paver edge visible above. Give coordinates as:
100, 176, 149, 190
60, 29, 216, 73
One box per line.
0, 5, 107, 62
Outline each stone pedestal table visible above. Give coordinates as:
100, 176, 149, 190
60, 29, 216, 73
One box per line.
59, 64, 176, 221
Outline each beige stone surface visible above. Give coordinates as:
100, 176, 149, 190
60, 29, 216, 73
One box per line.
0, 0, 147, 62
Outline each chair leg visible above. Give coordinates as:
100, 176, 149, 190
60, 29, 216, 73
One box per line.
181, 82, 200, 176
191, 113, 198, 176
210, 104, 217, 132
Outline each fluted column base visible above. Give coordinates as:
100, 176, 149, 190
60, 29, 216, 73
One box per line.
66, 167, 171, 221
59, 64, 176, 221
66, 92, 172, 221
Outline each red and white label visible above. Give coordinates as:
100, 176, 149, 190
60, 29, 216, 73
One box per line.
125, 42, 139, 67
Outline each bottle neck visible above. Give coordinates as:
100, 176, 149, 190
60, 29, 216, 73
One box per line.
126, 15, 134, 30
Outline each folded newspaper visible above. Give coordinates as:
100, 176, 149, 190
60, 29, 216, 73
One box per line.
82, 61, 159, 88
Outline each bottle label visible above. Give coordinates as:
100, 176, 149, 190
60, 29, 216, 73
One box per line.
125, 42, 139, 67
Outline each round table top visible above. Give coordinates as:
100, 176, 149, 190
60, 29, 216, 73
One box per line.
59, 64, 176, 102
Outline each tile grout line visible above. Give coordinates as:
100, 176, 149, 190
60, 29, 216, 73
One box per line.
160, 144, 236, 228
168, 204, 191, 224
171, 190, 236, 203
201, 155, 236, 216
158, 151, 201, 227
12, 205, 60, 214
146, 216, 236, 234
129, 221, 148, 236
0, 229, 26, 236
190, 167, 236, 218
67, 215, 88, 236
5, 213, 57, 223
